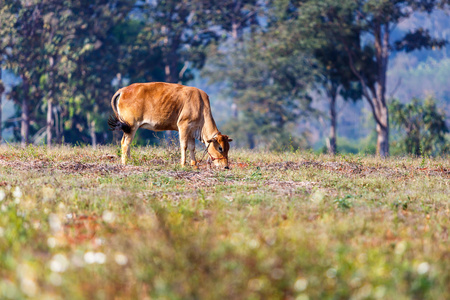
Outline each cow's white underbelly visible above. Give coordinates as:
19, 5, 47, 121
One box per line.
139, 120, 160, 131
139, 119, 177, 132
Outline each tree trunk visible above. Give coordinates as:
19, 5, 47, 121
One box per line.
231, 102, 238, 118
247, 132, 255, 149
376, 106, 389, 157
47, 63, 56, 147
21, 97, 29, 146
344, 22, 391, 157
21, 76, 30, 146
165, 60, 178, 83
54, 105, 60, 144
47, 99, 53, 146
232, 21, 238, 40
0, 68, 3, 143
413, 128, 421, 156
328, 91, 337, 155
374, 23, 390, 157
0, 90, 2, 143
88, 113, 96, 148
90, 121, 97, 149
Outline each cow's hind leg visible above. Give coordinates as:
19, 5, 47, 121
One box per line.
121, 129, 136, 165
178, 126, 195, 166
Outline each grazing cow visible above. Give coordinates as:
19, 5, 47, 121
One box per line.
108, 82, 232, 169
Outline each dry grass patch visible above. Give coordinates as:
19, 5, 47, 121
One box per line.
0, 144, 449, 299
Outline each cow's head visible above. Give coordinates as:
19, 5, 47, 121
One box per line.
207, 133, 233, 169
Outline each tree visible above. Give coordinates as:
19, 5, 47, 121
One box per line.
308, 31, 361, 155
137, 0, 218, 84
316, 53, 361, 155
208, 0, 260, 40
0, 69, 3, 142
0, 0, 19, 143
390, 97, 448, 156
62, 0, 136, 147
297, 0, 447, 156
41, 2, 73, 146
1, 0, 76, 146
200, 1, 262, 147
1, 0, 136, 146
1, 0, 45, 146
205, 29, 316, 149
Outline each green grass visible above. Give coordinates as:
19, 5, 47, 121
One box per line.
0, 144, 449, 299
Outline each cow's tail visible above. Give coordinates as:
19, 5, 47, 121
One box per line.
108, 90, 132, 134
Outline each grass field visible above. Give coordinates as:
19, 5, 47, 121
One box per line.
0, 144, 449, 300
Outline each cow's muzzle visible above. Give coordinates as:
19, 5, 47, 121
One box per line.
207, 151, 228, 166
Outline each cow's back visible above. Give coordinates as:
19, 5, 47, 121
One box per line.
117, 82, 207, 131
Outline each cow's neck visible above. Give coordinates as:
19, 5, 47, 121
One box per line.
202, 128, 220, 144
201, 113, 220, 144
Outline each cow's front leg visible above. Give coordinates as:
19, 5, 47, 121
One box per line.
179, 130, 188, 166
188, 137, 196, 166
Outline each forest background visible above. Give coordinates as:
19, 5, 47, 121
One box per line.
1, 0, 449, 157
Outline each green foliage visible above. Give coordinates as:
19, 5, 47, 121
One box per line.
334, 195, 353, 210
136, 0, 220, 83
390, 97, 449, 156
0, 0, 222, 146
0, 0, 138, 145
294, 0, 447, 156
205, 31, 316, 149
1, 0, 449, 158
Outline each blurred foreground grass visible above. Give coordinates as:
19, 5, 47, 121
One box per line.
0, 145, 449, 300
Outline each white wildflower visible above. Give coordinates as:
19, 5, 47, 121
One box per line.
47, 237, 57, 248
21, 277, 37, 297
94, 252, 106, 264
114, 253, 128, 265
71, 252, 85, 268
248, 239, 260, 249
294, 278, 308, 292
48, 214, 62, 232
49, 254, 69, 273
49, 273, 62, 286
84, 251, 106, 264
395, 241, 407, 256
102, 210, 115, 223
417, 262, 430, 275
84, 251, 96, 264
17, 264, 38, 297
13, 186, 22, 200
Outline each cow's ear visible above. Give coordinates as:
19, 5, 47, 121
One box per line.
223, 135, 233, 142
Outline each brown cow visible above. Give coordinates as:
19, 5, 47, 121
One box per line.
108, 82, 232, 168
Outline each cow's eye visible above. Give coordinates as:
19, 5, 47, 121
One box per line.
218, 146, 223, 152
